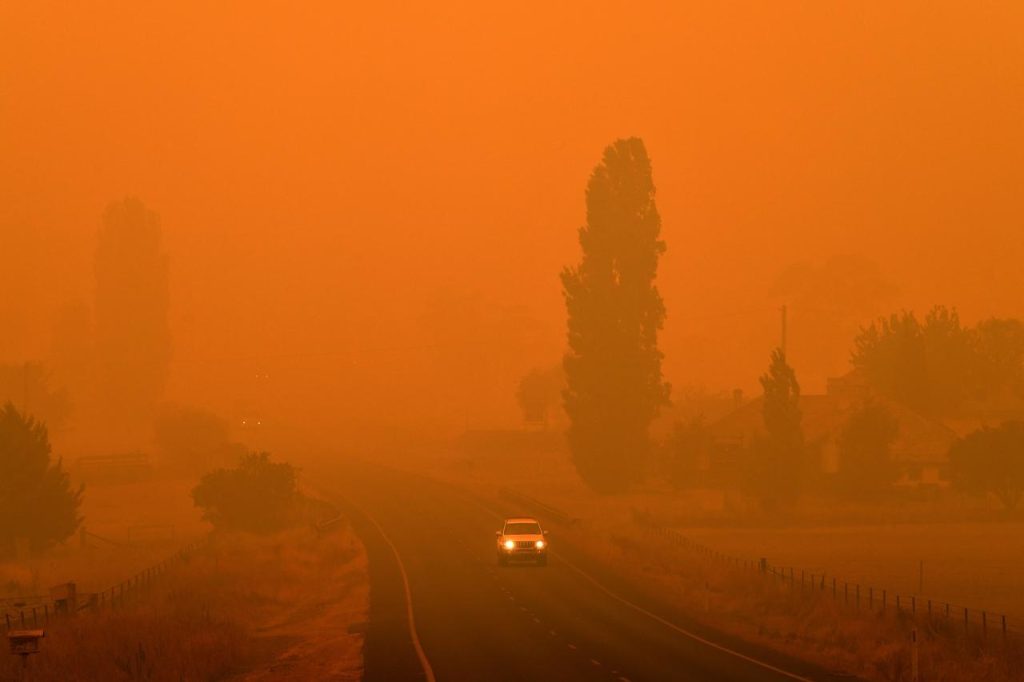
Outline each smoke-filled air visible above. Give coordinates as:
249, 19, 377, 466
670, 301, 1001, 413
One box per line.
2, 3, 1023, 681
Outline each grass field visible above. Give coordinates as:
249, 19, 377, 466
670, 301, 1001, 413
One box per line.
683, 522, 1024, 627
0, 475, 207, 601
0, 524, 367, 682
430, 442, 1024, 681
1, 471, 368, 681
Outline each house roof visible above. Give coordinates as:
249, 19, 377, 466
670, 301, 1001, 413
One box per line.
708, 393, 957, 463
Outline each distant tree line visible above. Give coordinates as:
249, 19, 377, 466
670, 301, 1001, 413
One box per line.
853, 306, 1024, 415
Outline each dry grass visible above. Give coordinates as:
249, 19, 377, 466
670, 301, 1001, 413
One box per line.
1, 475, 207, 600
431, 445, 1024, 681
0, 525, 367, 682
561, 516, 1024, 681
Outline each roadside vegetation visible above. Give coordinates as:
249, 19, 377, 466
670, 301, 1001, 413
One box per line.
0, 527, 367, 682
440, 449, 1024, 681
0, 403, 82, 557
0, 398, 366, 682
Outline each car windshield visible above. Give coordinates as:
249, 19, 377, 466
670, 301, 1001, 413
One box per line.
504, 522, 541, 535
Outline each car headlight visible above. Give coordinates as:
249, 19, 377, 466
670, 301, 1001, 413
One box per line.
504, 540, 515, 550
535, 540, 545, 549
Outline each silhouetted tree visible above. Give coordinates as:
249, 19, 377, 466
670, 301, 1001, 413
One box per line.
762, 349, 803, 455
749, 349, 804, 505
561, 138, 670, 493
95, 198, 170, 422
949, 421, 1024, 511
852, 306, 973, 414
836, 402, 900, 493
191, 452, 301, 533
516, 365, 565, 425
973, 318, 1024, 398
0, 363, 72, 431
0, 403, 82, 556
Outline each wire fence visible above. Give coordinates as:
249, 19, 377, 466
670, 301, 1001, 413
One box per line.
640, 523, 1016, 642
2, 538, 207, 633
497, 488, 1016, 644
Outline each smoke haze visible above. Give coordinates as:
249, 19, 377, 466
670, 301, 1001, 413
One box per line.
3, 1, 1023, 448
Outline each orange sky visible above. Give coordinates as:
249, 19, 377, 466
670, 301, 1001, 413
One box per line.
2, 2, 1023, 440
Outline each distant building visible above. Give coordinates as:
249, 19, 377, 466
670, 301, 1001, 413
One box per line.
705, 371, 973, 487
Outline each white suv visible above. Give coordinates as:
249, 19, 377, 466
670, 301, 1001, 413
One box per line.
496, 517, 548, 566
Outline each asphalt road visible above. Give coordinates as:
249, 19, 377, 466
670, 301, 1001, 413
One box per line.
325, 463, 857, 682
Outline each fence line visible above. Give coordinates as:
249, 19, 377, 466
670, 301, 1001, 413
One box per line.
2, 538, 207, 633
494, 487, 1014, 643
639, 522, 1014, 641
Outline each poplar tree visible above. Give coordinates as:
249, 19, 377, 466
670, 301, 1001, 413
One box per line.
94, 197, 170, 422
561, 138, 670, 493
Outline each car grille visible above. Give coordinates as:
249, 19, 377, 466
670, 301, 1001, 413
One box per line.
514, 541, 537, 549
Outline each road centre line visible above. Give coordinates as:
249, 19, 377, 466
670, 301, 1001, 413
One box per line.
447, 484, 816, 682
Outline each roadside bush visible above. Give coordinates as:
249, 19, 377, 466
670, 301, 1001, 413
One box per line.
191, 452, 301, 533
0, 402, 82, 555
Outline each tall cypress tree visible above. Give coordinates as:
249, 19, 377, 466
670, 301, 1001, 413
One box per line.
751, 348, 805, 505
561, 138, 670, 493
761, 348, 803, 457
95, 197, 171, 423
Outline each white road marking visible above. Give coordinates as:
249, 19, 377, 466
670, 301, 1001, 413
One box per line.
567, 644, 577, 651
448, 488, 814, 682
555, 552, 814, 682
589, 658, 601, 666
347, 499, 437, 682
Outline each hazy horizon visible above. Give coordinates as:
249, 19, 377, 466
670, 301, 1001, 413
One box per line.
4, 1, 1023, 446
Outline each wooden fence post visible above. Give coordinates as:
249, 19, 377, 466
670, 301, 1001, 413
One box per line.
911, 628, 919, 682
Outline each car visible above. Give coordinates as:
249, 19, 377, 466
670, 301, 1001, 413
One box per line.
496, 517, 548, 566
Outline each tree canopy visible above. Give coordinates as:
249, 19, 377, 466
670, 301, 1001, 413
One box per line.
852, 306, 1024, 414
95, 197, 171, 422
191, 451, 301, 533
0, 403, 82, 555
0, 363, 72, 431
561, 138, 670, 493
949, 421, 1024, 511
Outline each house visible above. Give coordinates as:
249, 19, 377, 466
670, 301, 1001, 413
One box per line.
706, 371, 959, 487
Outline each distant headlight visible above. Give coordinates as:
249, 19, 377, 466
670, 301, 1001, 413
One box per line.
535, 540, 545, 549
504, 540, 515, 550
